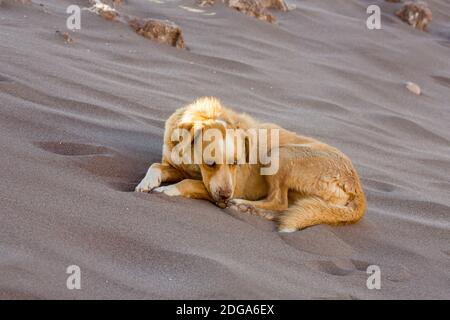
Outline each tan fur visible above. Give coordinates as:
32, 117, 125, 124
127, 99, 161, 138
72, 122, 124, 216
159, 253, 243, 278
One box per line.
136, 97, 366, 232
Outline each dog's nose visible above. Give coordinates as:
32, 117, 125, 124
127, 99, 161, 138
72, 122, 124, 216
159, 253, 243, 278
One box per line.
218, 189, 232, 201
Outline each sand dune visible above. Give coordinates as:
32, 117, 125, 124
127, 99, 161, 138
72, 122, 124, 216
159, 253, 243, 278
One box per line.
0, 0, 449, 299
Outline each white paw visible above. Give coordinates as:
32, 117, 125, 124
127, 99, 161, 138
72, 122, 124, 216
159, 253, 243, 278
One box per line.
227, 198, 244, 211
135, 168, 161, 192
153, 185, 181, 196
228, 198, 246, 206
228, 199, 256, 214
278, 228, 297, 233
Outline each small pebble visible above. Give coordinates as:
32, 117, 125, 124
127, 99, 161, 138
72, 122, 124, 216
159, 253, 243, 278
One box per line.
56, 30, 73, 44
406, 82, 421, 95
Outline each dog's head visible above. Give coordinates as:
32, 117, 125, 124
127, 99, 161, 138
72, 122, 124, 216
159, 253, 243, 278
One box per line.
197, 122, 240, 207
169, 97, 252, 207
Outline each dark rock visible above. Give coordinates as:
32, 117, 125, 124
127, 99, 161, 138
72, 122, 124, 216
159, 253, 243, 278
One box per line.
396, 1, 432, 31
227, 0, 288, 23
128, 18, 185, 49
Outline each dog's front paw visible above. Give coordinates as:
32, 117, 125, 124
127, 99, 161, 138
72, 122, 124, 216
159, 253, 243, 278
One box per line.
153, 185, 181, 196
228, 199, 276, 220
135, 171, 161, 193
228, 199, 256, 214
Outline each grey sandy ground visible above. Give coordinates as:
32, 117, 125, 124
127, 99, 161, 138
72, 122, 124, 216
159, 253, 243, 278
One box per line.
0, 0, 449, 299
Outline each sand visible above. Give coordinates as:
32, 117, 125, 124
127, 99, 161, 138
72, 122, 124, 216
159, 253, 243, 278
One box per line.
0, 0, 449, 299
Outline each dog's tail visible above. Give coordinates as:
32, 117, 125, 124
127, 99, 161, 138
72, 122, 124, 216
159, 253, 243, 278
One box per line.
276, 191, 366, 232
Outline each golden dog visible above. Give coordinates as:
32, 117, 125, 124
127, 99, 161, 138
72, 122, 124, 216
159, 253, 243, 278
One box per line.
136, 97, 366, 232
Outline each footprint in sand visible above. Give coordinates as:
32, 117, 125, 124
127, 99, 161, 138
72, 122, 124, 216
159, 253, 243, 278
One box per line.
109, 181, 139, 192
383, 264, 413, 283
35, 141, 110, 156
0, 74, 12, 82
279, 226, 355, 257
432, 75, 450, 89
306, 259, 360, 276
437, 40, 450, 48
307, 258, 412, 284
351, 259, 372, 272
35, 141, 141, 191
344, 259, 413, 283
304, 255, 413, 284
